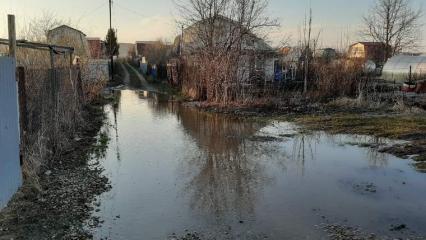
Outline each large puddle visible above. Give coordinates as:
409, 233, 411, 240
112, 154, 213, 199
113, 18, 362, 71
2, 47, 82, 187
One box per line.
90, 90, 426, 240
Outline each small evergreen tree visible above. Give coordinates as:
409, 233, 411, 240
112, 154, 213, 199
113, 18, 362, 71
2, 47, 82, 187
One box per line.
105, 29, 119, 56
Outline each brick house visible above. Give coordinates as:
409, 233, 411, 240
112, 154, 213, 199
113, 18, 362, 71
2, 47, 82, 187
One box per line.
348, 42, 390, 64
87, 37, 105, 59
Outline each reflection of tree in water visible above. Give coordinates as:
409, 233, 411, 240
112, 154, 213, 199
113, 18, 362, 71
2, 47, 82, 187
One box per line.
177, 107, 268, 219
291, 133, 319, 175
111, 90, 122, 162
291, 132, 390, 170
138, 91, 174, 119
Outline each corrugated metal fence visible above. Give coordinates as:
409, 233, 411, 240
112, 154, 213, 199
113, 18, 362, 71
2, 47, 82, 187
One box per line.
0, 57, 22, 209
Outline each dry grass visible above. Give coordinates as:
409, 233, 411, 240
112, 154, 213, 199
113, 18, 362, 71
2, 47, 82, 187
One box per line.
295, 114, 426, 139
17, 55, 106, 186
326, 96, 387, 110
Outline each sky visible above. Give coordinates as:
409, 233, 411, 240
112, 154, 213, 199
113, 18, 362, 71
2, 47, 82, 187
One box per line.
1, 0, 426, 51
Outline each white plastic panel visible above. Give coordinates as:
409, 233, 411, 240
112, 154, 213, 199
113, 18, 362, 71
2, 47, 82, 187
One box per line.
382, 55, 426, 82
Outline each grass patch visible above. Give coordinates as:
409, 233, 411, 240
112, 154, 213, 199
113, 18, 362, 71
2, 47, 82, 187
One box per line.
414, 155, 426, 162
294, 114, 426, 139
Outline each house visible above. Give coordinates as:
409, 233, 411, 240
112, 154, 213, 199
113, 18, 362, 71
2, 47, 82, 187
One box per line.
348, 42, 389, 64
135, 41, 160, 57
118, 43, 136, 59
47, 25, 90, 58
276, 46, 302, 81
87, 37, 106, 59
315, 48, 337, 61
175, 17, 277, 84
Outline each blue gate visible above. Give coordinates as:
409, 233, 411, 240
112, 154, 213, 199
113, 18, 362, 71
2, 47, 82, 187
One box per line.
0, 56, 22, 209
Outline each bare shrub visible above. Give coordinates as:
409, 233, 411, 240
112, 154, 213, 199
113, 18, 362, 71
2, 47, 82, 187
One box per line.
309, 59, 364, 100
16, 15, 106, 185
176, 0, 278, 104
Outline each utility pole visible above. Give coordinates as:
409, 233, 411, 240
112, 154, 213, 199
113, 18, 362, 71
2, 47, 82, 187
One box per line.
109, 0, 114, 81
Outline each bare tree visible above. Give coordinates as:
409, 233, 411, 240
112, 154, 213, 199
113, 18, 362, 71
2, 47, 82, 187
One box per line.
303, 9, 312, 94
300, 8, 320, 94
362, 0, 423, 59
144, 39, 172, 65
19, 11, 71, 42
174, 0, 278, 103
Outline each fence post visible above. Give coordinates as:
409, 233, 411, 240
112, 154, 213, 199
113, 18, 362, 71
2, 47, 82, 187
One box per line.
16, 67, 28, 165
76, 66, 84, 104
8, 15, 16, 58
17, 67, 28, 133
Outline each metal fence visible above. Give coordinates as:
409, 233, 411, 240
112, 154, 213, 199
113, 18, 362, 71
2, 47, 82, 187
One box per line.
0, 57, 22, 209
21, 66, 84, 156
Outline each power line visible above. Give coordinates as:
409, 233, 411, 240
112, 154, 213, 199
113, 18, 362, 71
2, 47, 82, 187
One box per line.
78, 1, 108, 22
115, 3, 146, 18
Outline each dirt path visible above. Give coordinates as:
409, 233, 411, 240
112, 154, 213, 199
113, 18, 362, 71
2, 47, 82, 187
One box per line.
117, 62, 130, 85
0, 103, 110, 239
123, 62, 156, 91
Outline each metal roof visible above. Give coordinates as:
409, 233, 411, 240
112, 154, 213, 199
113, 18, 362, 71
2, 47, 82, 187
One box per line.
48, 25, 87, 36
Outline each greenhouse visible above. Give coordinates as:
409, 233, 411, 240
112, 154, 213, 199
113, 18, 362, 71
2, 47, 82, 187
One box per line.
381, 55, 426, 83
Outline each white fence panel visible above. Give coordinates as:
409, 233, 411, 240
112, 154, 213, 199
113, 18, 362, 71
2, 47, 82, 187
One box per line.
0, 56, 22, 209
85, 59, 109, 83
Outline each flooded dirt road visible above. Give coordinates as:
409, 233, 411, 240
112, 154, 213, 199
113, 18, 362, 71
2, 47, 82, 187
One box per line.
90, 90, 426, 240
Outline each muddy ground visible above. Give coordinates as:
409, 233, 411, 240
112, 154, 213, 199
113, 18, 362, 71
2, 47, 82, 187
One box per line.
0, 101, 111, 240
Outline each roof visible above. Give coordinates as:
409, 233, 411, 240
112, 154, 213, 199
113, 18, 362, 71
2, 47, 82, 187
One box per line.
48, 25, 86, 36
319, 48, 337, 51
350, 42, 385, 47
136, 41, 159, 45
180, 15, 273, 52
86, 37, 101, 41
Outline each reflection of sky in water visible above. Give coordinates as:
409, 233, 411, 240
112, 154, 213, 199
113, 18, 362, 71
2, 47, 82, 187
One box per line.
91, 90, 426, 240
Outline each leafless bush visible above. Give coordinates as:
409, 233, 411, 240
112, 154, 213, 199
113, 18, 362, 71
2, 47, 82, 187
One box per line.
176, 0, 278, 104
309, 59, 364, 100
144, 40, 172, 65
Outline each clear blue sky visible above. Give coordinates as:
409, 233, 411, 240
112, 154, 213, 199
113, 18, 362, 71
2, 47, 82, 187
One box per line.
1, 0, 425, 51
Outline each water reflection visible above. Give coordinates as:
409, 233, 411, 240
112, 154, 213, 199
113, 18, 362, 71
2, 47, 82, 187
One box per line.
137, 92, 398, 219
259, 122, 394, 170
177, 107, 268, 219
138, 91, 271, 219
110, 90, 122, 162
92, 90, 426, 240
